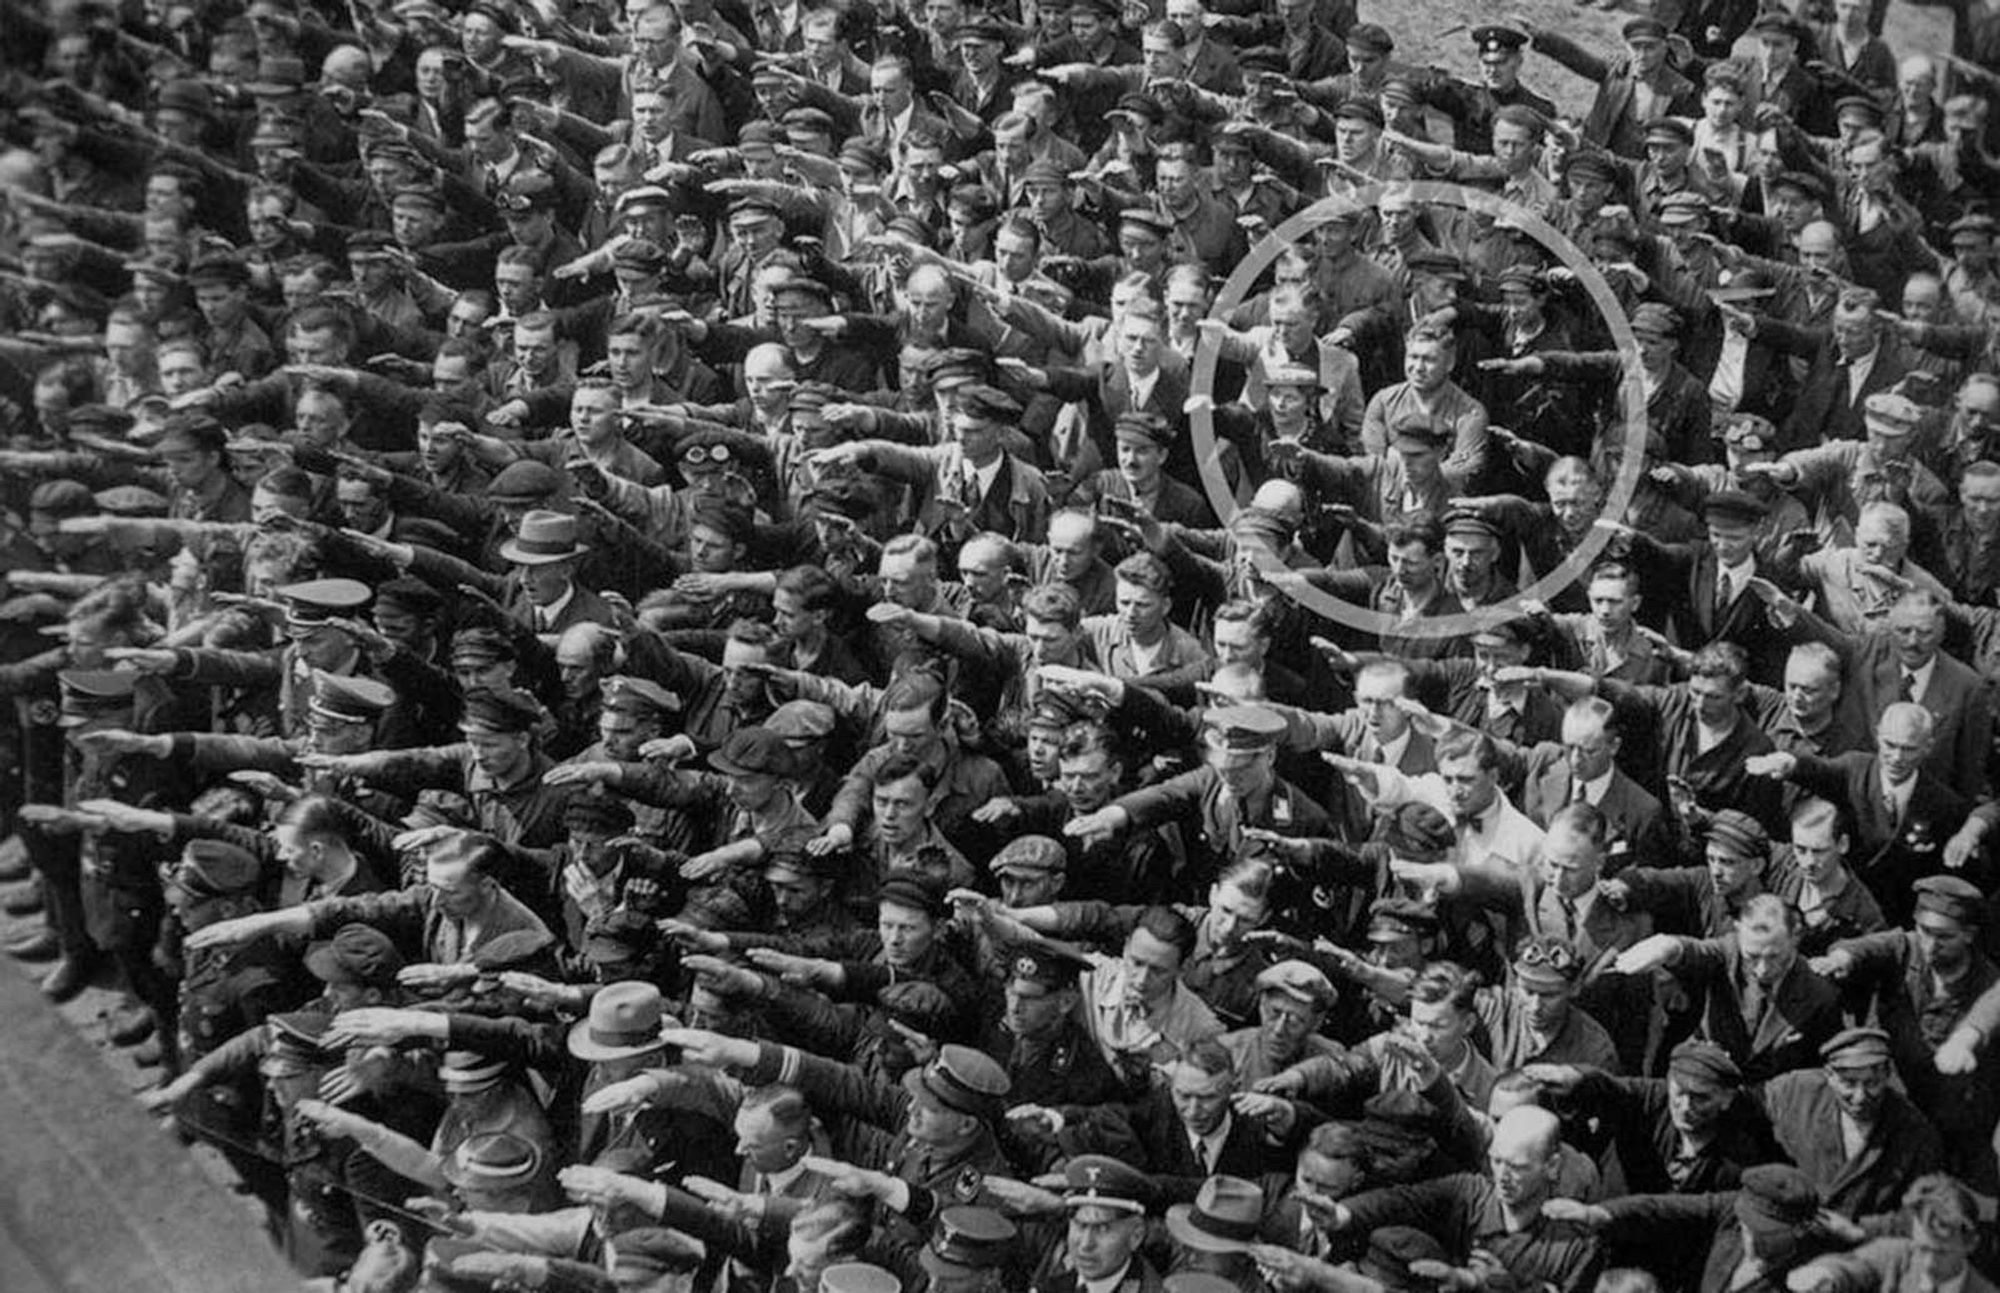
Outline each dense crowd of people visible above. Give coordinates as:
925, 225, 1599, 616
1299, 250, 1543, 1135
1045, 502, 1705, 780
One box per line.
5, 0, 2000, 1288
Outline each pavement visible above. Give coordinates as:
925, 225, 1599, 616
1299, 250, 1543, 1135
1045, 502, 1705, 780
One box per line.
0, 833, 264, 1226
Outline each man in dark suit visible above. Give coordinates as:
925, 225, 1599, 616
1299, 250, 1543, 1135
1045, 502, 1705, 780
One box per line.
1744, 288, 1913, 451
499, 509, 616, 642
1613, 894, 1843, 1083
1745, 703, 1973, 927
1056, 1037, 1296, 1204
1509, 697, 1670, 866
1039, 306, 1197, 496
1807, 588, 1994, 805
1607, 489, 1792, 682
1070, 411, 1218, 528
1449, 802, 1657, 1070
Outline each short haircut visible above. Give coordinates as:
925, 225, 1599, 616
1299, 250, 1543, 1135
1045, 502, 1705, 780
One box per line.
775, 565, 839, 612
1215, 857, 1274, 903
883, 673, 947, 719
1546, 801, 1607, 848
1436, 729, 1500, 773
740, 1084, 814, 1136
872, 751, 939, 793
1021, 582, 1083, 629
726, 618, 778, 650
1789, 796, 1844, 839
1113, 552, 1173, 596
1689, 641, 1749, 684
1409, 961, 1479, 1012
1131, 904, 1198, 961
1739, 892, 1799, 936
1385, 517, 1445, 555
1173, 1035, 1235, 1080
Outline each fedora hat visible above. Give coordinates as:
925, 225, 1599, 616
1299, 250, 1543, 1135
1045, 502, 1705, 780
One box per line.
566, 980, 673, 1062
499, 509, 589, 565
1165, 1175, 1264, 1254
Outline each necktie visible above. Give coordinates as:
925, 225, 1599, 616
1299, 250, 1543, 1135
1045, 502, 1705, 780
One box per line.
1194, 1140, 1212, 1174
1715, 568, 1734, 619
1558, 895, 1579, 940
1741, 980, 1766, 1033
1884, 785, 1900, 829
1572, 779, 1589, 804
1899, 671, 1917, 703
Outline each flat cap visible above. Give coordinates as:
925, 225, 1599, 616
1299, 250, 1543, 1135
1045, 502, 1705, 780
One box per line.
175, 839, 263, 897
1380, 803, 1455, 861
766, 699, 836, 740
1736, 1163, 1819, 1232
30, 479, 96, 517
1656, 191, 1710, 225
957, 384, 1024, 423
1820, 1025, 1894, 1069
879, 872, 950, 919
1347, 23, 1394, 54
459, 686, 544, 735
990, 835, 1067, 876
1368, 895, 1442, 943
1862, 391, 1922, 435
487, 459, 567, 504
708, 726, 796, 778
1254, 959, 1337, 1010
1914, 875, 1984, 925
1263, 361, 1321, 389
1668, 1038, 1744, 1089
1702, 488, 1770, 524
1333, 98, 1385, 128
305, 923, 403, 988
1703, 808, 1769, 859
1113, 410, 1175, 446
1116, 207, 1174, 239
1621, 15, 1668, 41
94, 485, 171, 517
821, 1264, 901, 1293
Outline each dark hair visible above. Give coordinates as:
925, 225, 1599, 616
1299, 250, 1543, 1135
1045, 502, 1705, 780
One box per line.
1131, 904, 1197, 961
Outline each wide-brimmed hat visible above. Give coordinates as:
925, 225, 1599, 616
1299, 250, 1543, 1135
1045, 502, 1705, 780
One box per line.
1164, 1175, 1264, 1253
499, 509, 589, 564
566, 980, 673, 1062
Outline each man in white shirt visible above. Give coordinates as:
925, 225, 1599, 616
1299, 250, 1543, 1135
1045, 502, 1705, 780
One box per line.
1333, 728, 1545, 880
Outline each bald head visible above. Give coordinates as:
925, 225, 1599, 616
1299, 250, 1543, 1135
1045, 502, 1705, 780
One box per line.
1492, 1104, 1561, 1160
1797, 221, 1840, 257
1249, 479, 1305, 521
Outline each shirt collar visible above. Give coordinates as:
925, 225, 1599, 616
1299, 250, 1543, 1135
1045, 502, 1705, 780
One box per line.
534, 582, 578, 629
